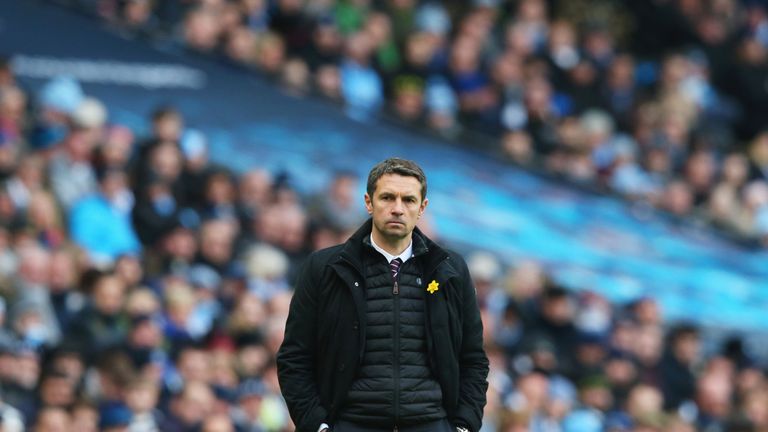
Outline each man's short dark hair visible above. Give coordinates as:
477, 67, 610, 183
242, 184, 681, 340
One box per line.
366, 157, 427, 200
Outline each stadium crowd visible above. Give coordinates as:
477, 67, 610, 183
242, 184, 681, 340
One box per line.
0, 0, 768, 431
81, 0, 768, 246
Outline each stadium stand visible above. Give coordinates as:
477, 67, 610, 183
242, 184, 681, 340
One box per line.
1, 0, 768, 431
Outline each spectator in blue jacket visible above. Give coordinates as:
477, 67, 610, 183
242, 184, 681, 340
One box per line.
69, 167, 140, 265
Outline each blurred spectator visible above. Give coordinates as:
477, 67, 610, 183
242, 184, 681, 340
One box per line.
48, 97, 106, 211
183, 7, 223, 53
5, 155, 46, 214
525, 285, 579, 378
242, 243, 289, 301
26, 190, 66, 249
231, 378, 268, 431
71, 400, 99, 432
125, 378, 163, 431
306, 169, 366, 232
69, 167, 140, 265
31, 76, 84, 150
0, 382, 25, 432
269, 0, 313, 56
160, 380, 215, 432
254, 32, 288, 77
202, 413, 236, 432
10, 245, 60, 348
33, 406, 72, 432
660, 323, 700, 411
66, 271, 129, 360
98, 403, 132, 432
340, 30, 384, 121
199, 168, 238, 223
47, 247, 85, 332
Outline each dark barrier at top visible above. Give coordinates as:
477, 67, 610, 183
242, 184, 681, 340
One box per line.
2, 1, 768, 331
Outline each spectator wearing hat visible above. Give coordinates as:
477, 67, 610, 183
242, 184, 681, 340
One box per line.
30, 76, 84, 150
231, 378, 267, 431
47, 97, 108, 212
178, 128, 212, 210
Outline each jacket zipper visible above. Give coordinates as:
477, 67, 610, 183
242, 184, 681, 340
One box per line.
393, 270, 400, 428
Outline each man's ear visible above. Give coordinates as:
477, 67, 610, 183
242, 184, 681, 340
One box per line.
364, 193, 373, 214
418, 198, 429, 217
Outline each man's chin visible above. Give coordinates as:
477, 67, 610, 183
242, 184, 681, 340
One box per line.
380, 226, 409, 238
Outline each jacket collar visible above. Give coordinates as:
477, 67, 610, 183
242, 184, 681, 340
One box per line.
337, 219, 448, 276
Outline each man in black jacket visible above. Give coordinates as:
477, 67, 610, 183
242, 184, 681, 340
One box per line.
277, 158, 489, 432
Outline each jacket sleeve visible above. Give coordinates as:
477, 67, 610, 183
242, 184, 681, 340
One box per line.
276, 253, 328, 432
453, 254, 490, 432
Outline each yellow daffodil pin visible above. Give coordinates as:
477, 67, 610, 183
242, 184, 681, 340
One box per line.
427, 280, 439, 294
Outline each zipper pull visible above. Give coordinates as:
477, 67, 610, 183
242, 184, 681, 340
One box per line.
393, 281, 399, 295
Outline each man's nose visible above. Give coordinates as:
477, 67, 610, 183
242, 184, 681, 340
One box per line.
391, 198, 404, 214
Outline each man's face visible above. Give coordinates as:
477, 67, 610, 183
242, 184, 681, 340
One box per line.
365, 173, 427, 244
